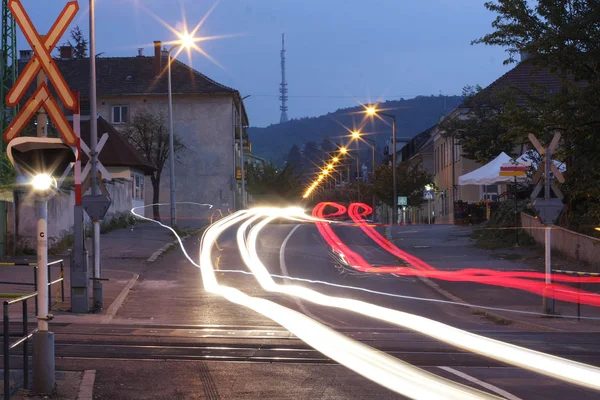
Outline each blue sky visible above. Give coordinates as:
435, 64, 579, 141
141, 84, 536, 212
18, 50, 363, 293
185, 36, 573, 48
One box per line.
19, 0, 512, 127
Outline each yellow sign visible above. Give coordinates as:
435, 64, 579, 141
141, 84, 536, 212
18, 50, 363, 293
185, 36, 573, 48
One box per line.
499, 171, 526, 177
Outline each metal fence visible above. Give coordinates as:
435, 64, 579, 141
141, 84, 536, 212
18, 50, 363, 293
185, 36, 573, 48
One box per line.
1, 260, 65, 399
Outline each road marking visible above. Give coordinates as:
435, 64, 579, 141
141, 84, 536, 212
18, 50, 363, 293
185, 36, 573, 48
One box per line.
77, 369, 96, 400
438, 366, 522, 400
279, 224, 343, 327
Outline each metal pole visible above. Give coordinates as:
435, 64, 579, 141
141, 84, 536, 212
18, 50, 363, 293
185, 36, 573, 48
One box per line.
168, 47, 177, 227
392, 117, 397, 225
515, 176, 519, 245
356, 139, 360, 202
22, 299, 28, 390
239, 95, 250, 209
428, 199, 431, 224
89, 0, 103, 310
33, 198, 54, 394
92, 222, 101, 309
543, 146, 554, 315
4, 302, 10, 399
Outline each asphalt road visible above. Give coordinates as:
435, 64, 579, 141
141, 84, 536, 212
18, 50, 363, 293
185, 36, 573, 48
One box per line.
54, 220, 600, 399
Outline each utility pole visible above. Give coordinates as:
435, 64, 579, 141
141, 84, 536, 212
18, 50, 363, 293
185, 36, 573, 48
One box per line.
239, 94, 250, 208
89, 0, 102, 309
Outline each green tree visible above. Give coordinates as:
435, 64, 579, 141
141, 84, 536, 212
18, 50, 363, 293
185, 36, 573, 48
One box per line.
246, 162, 302, 205
122, 110, 185, 221
371, 163, 432, 207
474, 0, 600, 228
56, 25, 88, 59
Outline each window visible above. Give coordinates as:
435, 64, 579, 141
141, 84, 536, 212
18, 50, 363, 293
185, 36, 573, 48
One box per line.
112, 105, 129, 124
132, 173, 144, 201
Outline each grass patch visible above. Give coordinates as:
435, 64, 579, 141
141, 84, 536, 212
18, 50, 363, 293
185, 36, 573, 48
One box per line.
50, 232, 74, 255
100, 211, 143, 234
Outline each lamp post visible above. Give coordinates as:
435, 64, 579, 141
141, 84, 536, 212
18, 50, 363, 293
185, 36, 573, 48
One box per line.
352, 131, 361, 202
165, 35, 195, 227
366, 106, 397, 224
239, 94, 251, 208
425, 184, 433, 224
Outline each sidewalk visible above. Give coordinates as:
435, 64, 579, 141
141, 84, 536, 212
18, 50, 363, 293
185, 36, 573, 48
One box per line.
388, 224, 600, 331
0, 222, 177, 323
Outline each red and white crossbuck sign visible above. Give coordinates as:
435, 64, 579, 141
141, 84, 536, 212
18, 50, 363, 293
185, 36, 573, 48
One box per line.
4, 0, 79, 146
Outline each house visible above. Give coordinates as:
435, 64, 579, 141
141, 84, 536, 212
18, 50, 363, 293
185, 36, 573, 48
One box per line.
30, 43, 249, 216
432, 53, 563, 224
8, 115, 156, 251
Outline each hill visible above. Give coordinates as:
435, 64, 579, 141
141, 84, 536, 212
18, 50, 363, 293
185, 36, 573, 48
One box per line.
248, 95, 463, 165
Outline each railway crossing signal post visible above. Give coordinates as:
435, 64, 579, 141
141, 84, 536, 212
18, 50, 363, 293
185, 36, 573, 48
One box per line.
1, 0, 111, 393
528, 133, 565, 315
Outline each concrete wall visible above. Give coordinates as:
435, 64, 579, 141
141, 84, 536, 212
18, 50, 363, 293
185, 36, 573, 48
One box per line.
521, 213, 600, 268
98, 94, 236, 216
9, 178, 134, 251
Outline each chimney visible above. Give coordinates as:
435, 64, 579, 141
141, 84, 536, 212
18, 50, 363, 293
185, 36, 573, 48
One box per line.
520, 50, 530, 62
153, 41, 162, 77
59, 45, 74, 60
19, 50, 33, 62
161, 47, 168, 59
137, 48, 144, 57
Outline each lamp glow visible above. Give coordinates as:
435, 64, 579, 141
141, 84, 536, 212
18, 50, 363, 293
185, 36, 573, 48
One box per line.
32, 174, 53, 191
352, 130, 361, 139
366, 106, 377, 116
340, 147, 348, 154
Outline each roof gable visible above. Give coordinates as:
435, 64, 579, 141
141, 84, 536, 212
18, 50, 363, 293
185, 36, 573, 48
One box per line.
79, 116, 156, 175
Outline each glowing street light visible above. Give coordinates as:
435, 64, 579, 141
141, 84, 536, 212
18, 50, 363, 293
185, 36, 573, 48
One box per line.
365, 104, 398, 224
340, 147, 348, 155
332, 157, 339, 163
351, 130, 361, 139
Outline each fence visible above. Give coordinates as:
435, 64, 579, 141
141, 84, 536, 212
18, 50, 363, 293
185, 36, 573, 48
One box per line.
0, 259, 65, 400
0, 260, 65, 315
553, 269, 600, 321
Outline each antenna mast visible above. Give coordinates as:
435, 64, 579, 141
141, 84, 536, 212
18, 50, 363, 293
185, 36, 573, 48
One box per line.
279, 32, 288, 123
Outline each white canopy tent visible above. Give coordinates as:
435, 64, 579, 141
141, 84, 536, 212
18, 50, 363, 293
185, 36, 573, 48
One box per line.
457, 152, 527, 186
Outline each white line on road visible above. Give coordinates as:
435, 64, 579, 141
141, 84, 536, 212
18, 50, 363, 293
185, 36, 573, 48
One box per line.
438, 366, 522, 400
279, 224, 345, 327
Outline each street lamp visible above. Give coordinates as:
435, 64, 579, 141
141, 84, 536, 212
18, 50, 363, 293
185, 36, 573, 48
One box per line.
365, 104, 397, 224
351, 130, 361, 201
166, 34, 196, 228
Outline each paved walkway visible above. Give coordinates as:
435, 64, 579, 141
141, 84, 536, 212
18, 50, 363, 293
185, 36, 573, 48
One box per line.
389, 224, 600, 331
0, 222, 176, 323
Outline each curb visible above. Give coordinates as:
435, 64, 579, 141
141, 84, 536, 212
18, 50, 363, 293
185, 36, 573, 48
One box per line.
146, 228, 203, 263
102, 271, 140, 324
77, 370, 96, 400
386, 226, 558, 331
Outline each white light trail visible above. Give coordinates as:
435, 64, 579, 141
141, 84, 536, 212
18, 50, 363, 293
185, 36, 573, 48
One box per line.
131, 204, 600, 395
238, 208, 600, 392
132, 204, 494, 399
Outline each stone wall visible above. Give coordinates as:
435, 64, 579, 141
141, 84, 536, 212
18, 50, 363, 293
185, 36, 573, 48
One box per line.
521, 213, 600, 268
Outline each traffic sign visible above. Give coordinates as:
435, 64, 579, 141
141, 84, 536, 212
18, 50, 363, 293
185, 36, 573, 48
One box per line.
532, 198, 564, 225
528, 133, 564, 201
80, 132, 112, 181
8, 0, 78, 110
423, 190, 434, 201
4, 83, 77, 145
82, 194, 112, 222
7, 0, 78, 108
398, 196, 407, 206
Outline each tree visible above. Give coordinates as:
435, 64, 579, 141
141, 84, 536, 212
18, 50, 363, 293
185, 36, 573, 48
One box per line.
286, 145, 302, 170
246, 162, 302, 205
371, 163, 433, 208
121, 110, 185, 220
438, 85, 519, 164
473, 0, 600, 227
56, 25, 88, 59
